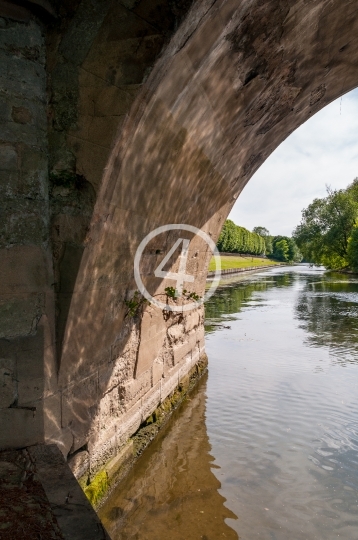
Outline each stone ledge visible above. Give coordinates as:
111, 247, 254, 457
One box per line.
28, 445, 111, 540
0, 444, 110, 540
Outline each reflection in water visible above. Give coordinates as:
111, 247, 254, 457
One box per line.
101, 266, 358, 540
205, 266, 358, 540
205, 272, 293, 332
99, 375, 238, 540
295, 273, 358, 365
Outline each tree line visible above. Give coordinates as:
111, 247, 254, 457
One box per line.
217, 220, 302, 262
293, 178, 358, 270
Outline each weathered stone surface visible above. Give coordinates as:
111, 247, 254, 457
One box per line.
152, 357, 164, 385
67, 449, 90, 479
136, 307, 167, 377
0, 358, 16, 408
2, 0, 358, 496
168, 322, 185, 343
61, 373, 99, 453
184, 308, 201, 333
0, 143, 17, 169
104, 439, 133, 482
0, 407, 43, 448
0, 294, 42, 339
28, 444, 111, 540
141, 381, 161, 422
118, 368, 152, 410
12, 105, 32, 124
173, 330, 198, 365
0, 448, 65, 540
44, 392, 73, 457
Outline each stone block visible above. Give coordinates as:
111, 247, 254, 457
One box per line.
184, 309, 200, 333
141, 381, 161, 422
0, 246, 49, 295
0, 358, 16, 408
196, 323, 205, 343
28, 445, 111, 540
61, 373, 99, 452
96, 386, 122, 427
0, 294, 42, 339
44, 392, 72, 458
12, 105, 32, 124
136, 307, 166, 377
98, 354, 133, 396
18, 144, 48, 199
191, 343, 201, 365
0, 118, 44, 146
0, 97, 11, 121
161, 363, 181, 402
17, 376, 43, 405
51, 214, 91, 245
167, 322, 184, 343
0, 169, 19, 196
0, 199, 47, 247
198, 337, 205, 354
16, 328, 45, 380
152, 358, 164, 385
0, 143, 17, 170
86, 114, 121, 147
117, 399, 143, 441
94, 86, 136, 117
118, 368, 151, 410
67, 135, 108, 191
0, 20, 44, 51
67, 450, 90, 479
177, 353, 192, 382
172, 330, 197, 365
88, 399, 142, 469
105, 440, 133, 482
0, 406, 43, 449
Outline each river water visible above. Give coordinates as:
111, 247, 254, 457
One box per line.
99, 266, 358, 540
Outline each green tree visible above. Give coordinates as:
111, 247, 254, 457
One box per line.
273, 238, 289, 261
293, 184, 358, 269
253, 226, 269, 237
253, 226, 272, 255
217, 220, 265, 255
272, 236, 301, 262
264, 236, 273, 256
347, 224, 358, 270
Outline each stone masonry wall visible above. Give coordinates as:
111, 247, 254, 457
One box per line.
0, 3, 208, 486
66, 303, 206, 478
0, 15, 56, 448
2, 0, 358, 493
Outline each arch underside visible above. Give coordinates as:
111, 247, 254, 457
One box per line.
1, 0, 358, 476
59, 0, 358, 467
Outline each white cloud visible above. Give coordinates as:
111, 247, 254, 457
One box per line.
229, 88, 358, 236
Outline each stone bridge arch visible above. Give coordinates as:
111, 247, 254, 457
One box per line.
1, 0, 358, 483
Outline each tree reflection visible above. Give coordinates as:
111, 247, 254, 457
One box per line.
295, 274, 358, 365
205, 272, 293, 332
99, 376, 238, 540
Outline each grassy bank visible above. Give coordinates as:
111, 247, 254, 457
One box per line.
208, 255, 280, 272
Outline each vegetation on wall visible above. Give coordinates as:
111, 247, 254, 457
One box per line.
293, 179, 358, 270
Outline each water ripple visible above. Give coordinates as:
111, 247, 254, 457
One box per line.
205, 266, 358, 540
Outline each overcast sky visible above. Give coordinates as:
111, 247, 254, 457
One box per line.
229, 88, 358, 237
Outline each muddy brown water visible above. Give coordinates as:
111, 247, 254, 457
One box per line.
99, 266, 358, 540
